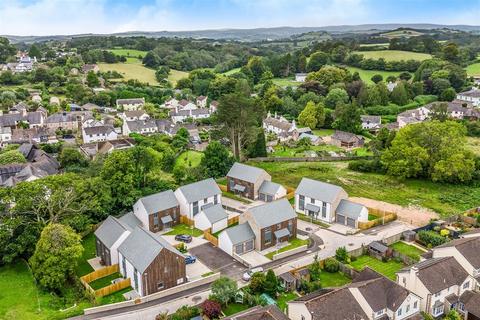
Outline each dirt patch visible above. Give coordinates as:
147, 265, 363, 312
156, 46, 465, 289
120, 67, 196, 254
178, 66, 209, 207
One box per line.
349, 197, 439, 227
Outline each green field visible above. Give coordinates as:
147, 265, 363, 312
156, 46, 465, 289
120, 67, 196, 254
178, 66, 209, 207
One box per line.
248, 161, 480, 216
389, 242, 425, 261
312, 129, 335, 137
98, 61, 159, 85
346, 67, 402, 84
222, 67, 241, 76
318, 271, 351, 287
381, 30, 424, 39
350, 255, 404, 280
168, 69, 189, 85
175, 151, 203, 169
466, 63, 480, 76
353, 50, 432, 62
107, 49, 148, 59
272, 77, 301, 87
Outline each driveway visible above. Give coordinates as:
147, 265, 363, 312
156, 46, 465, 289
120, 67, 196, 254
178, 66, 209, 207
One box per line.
189, 243, 247, 279
161, 235, 209, 249
186, 259, 211, 281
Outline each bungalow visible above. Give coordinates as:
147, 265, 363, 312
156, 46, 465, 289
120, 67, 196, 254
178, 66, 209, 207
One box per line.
133, 190, 180, 232
295, 177, 368, 228
94, 212, 141, 266
457, 88, 480, 107
194, 204, 228, 233
226, 162, 273, 200
82, 125, 117, 143
239, 198, 297, 251
361, 115, 382, 131
116, 98, 145, 111
396, 257, 474, 317
118, 227, 187, 297
330, 130, 364, 149
174, 178, 222, 220
288, 268, 422, 320
196, 96, 208, 108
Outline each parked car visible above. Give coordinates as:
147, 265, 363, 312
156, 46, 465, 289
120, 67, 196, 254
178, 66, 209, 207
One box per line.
175, 234, 193, 243
242, 267, 264, 282
185, 255, 197, 264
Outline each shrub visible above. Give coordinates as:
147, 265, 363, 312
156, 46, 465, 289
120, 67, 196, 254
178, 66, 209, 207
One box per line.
348, 159, 383, 173
170, 305, 200, 320
201, 299, 222, 319
418, 230, 448, 247
177, 242, 188, 253
440, 229, 450, 237
324, 258, 340, 273
335, 247, 349, 263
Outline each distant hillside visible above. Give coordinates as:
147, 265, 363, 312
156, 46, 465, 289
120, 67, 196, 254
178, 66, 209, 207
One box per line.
3, 23, 480, 43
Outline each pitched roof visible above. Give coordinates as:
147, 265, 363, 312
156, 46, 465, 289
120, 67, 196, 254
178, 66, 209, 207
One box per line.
458, 89, 480, 98
247, 198, 296, 228
83, 125, 115, 135
125, 120, 158, 131
460, 290, 480, 317
435, 236, 480, 268
177, 178, 221, 203
118, 227, 183, 273
116, 98, 145, 105
222, 223, 255, 245
94, 216, 131, 249
223, 305, 289, 320
336, 199, 366, 220
331, 130, 364, 143
295, 177, 346, 204
258, 180, 284, 196
227, 162, 268, 184
137, 190, 178, 215
361, 115, 381, 124
263, 116, 293, 131
202, 204, 228, 224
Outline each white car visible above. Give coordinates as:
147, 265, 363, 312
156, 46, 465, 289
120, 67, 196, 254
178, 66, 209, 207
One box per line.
242, 267, 264, 281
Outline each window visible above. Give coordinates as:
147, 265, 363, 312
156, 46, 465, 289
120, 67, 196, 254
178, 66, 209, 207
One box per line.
235, 244, 244, 254
397, 308, 402, 316
375, 309, 384, 317
229, 179, 234, 190
122, 256, 126, 276
288, 220, 293, 233
193, 201, 199, 215
434, 291, 441, 297
414, 301, 418, 309
463, 281, 470, 289
277, 223, 282, 229
214, 195, 218, 205
265, 229, 272, 245
204, 198, 208, 204
177, 278, 184, 285
301, 316, 305, 320
406, 304, 410, 313
164, 266, 168, 273
322, 202, 327, 218
157, 282, 164, 290
133, 268, 139, 291
310, 198, 315, 203
153, 213, 159, 227
299, 195, 305, 210
459, 303, 465, 311
433, 305, 444, 316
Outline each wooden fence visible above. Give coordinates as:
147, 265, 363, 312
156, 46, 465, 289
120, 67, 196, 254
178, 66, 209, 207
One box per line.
95, 278, 131, 298
228, 215, 239, 225
358, 208, 397, 230
179, 215, 194, 226
80, 264, 131, 298
204, 230, 219, 246
80, 264, 119, 284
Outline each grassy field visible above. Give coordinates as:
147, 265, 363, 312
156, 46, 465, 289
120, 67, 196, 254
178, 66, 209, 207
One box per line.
222, 303, 249, 316
174, 150, 204, 169
381, 30, 424, 39
353, 50, 432, 62
466, 62, 480, 76
272, 77, 301, 87
466, 137, 480, 156
168, 69, 189, 85
318, 271, 351, 287
346, 67, 402, 84
312, 129, 335, 137
389, 242, 425, 261
0, 260, 90, 320
248, 161, 480, 216
98, 61, 159, 85
265, 238, 310, 259
107, 49, 147, 59
222, 67, 241, 76
350, 255, 404, 280
163, 224, 203, 237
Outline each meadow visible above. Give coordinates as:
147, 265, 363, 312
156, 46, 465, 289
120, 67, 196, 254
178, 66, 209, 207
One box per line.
346, 66, 402, 84
353, 50, 432, 62
107, 48, 148, 59
466, 62, 480, 76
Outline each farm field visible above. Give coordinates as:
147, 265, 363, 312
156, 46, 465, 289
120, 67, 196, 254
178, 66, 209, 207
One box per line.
353, 50, 432, 61
222, 67, 241, 76
466, 62, 480, 76
249, 161, 480, 216
168, 69, 189, 85
381, 30, 424, 39
98, 61, 158, 85
346, 67, 402, 84
107, 49, 147, 59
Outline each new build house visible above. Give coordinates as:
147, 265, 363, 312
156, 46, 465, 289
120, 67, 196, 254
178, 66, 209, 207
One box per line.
194, 204, 228, 233
295, 178, 368, 228
133, 190, 180, 232
118, 227, 187, 297
174, 178, 222, 220
226, 162, 286, 201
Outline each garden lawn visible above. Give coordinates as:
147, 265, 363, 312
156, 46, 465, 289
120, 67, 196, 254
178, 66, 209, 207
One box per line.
269, 144, 343, 157
88, 272, 122, 290
96, 287, 130, 305
390, 242, 425, 261
352, 50, 432, 62
350, 255, 404, 280
76, 232, 96, 277
265, 238, 310, 260
174, 150, 204, 170
318, 271, 351, 287
248, 161, 480, 216
276, 292, 299, 311
98, 61, 158, 85
222, 303, 250, 316
0, 260, 91, 320
312, 129, 334, 137
466, 62, 480, 76
164, 224, 203, 237
345, 67, 402, 84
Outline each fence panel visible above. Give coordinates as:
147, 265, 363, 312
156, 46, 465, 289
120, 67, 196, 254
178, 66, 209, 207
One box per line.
95, 278, 131, 298
204, 231, 219, 246
80, 264, 119, 284
228, 216, 239, 226
180, 216, 194, 226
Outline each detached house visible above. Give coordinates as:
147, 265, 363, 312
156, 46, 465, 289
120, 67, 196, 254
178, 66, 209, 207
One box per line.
174, 178, 222, 220
133, 190, 180, 232
263, 111, 300, 141
361, 115, 382, 131
82, 125, 117, 143
116, 98, 145, 111
118, 227, 187, 297
295, 178, 368, 228
457, 88, 480, 107
196, 96, 208, 108
226, 162, 286, 201
330, 130, 365, 149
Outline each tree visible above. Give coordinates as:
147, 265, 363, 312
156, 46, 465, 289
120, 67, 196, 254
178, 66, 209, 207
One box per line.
315, 102, 326, 128
249, 272, 266, 294
29, 44, 42, 59
307, 66, 349, 87
332, 101, 362, 134
58, 147, 88, 168
248, 129, 267, 158
390, 82, 409, 105
371, 74, 383, 84
29, 223, 83, 291
440, 87, 456, 102
211, 277, 238, 306
309, 255, 322, 281
264, 269, 279, 297
298, 101, 318, 129
155, 66, 170, 83
247, 56, 267, 84
0, 37, 16, 63
143, 51, 160, 68
444, 309, 462, 320
429, 103, 449, 122
307, 51, 329, 72
335, 247, 349, 263
201, 141, 234, 178
86, 70, 100, 87
324, 257, 340, 273
201, 300, 222, 319
443, 43, 460, 63
325, 88, 349, 109
0, 150, 26, 165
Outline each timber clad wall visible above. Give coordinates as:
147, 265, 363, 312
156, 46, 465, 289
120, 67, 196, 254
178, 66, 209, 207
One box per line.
96, 239, 111, 266
260, 217, 297, 251
142, 248, 187, 296
147, 206, 180, 232
226, 177, 255, 200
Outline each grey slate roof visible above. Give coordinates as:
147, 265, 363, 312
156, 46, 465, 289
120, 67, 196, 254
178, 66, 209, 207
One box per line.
336, 199, 366, 220
435, 236, 480, 268
177, 178, 221, 203
137, 190, 179, 214
202, 204, 228, 224
295, 177, 346, 204
259, 180, 283, 196
227, 162, 268, 184
94, 216, 131, 249
223, 223, 255, 245
118, 227, 183, 273
116, 98, 145, 105
118, 212, 142, 230
247, 198, 296, 228
84, 125, 115, 135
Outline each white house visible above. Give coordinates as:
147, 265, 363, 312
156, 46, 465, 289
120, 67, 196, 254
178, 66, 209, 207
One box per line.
196, 96, 208, 108
82, 125, 118, 143
457, 88, 480, 107
218, 223, 256, 256
120, 110, 150, 122
295, 73, 307, 82
0, 126, 12, 144
177, 99, 197, 111
361, 115, 382, 131
263, 112, 299, 141
174, 178, 222, 220
170, 109, 211, 124
122, 120, 158, 136
194, 204, 228, 233
116, 98, 145, 111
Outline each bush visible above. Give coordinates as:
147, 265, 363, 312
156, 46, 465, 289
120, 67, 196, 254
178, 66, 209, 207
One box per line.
324, 258, 340, 273
348, 159, 383, 173
177, 242, 188, 253
418, 230, 448, 247
335, 247, 349, 263
201, 299, 222, 319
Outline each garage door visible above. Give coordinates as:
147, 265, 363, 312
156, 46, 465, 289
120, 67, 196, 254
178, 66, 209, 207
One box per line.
259, 193, 265, 201
245, 240, 254, 252
347, 218, 356, 228
336, 214, 345, 224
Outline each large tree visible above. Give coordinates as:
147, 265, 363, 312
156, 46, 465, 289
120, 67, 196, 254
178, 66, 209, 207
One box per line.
29, 223, 83, 292
332, 101, 362, 134
298, 101, 318, 129
201, 141, 234, 178
211, 277, 238, 306
0, 37, 16, 63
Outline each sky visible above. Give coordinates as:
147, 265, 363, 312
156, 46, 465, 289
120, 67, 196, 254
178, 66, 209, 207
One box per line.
0, 0, 479, 36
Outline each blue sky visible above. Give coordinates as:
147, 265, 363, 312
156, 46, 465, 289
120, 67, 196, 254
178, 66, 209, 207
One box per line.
0, 0, 479, 36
